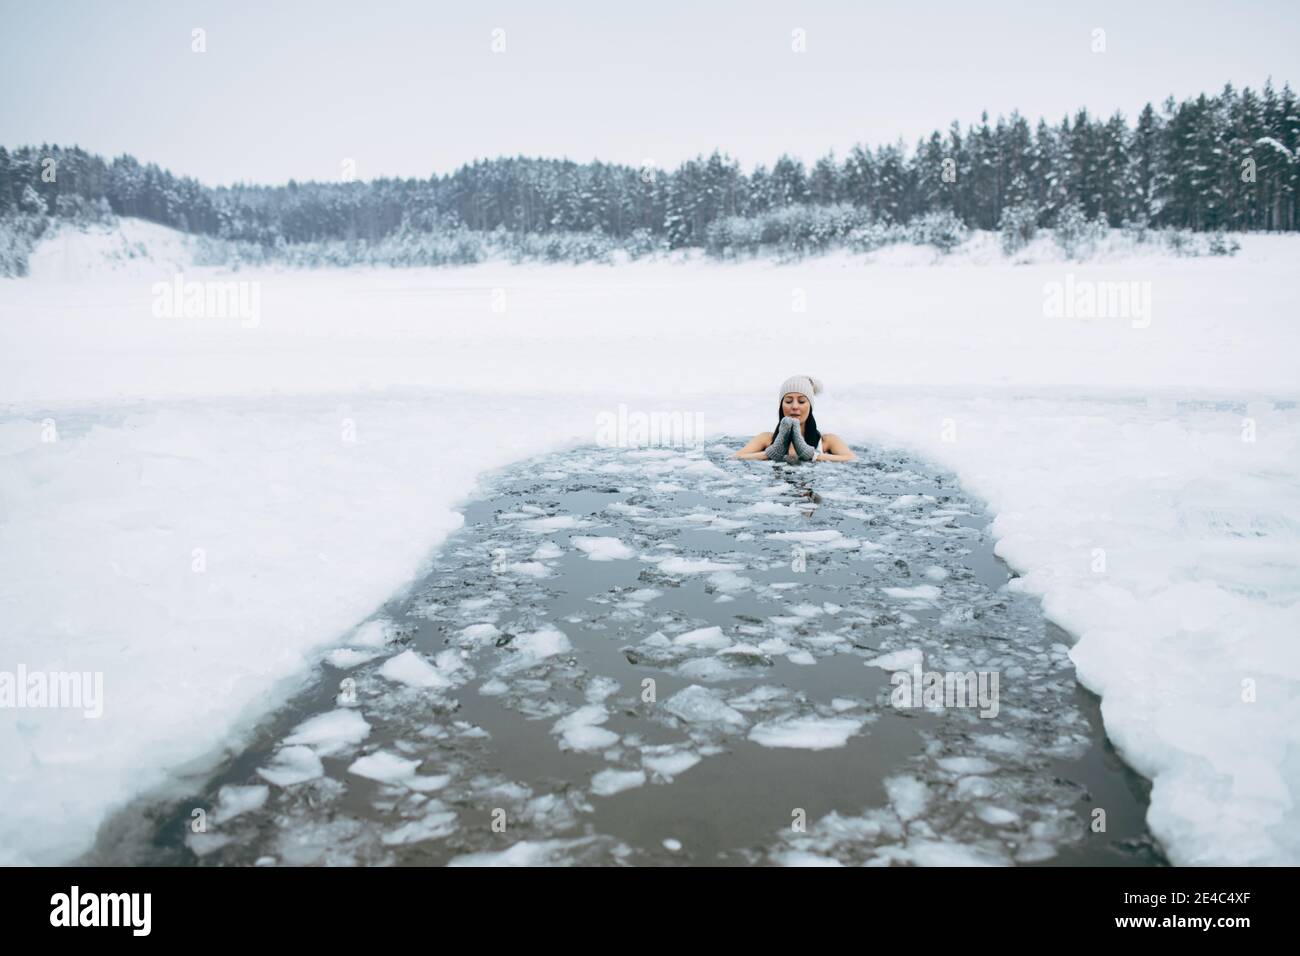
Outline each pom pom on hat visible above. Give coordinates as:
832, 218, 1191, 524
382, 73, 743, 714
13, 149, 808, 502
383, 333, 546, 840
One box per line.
778, 375, 824, 407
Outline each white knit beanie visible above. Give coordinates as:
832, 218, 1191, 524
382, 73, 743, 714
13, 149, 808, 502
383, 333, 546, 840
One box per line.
778, 374, 824, 408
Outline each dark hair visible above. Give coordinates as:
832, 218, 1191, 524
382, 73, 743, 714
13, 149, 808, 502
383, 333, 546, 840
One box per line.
771, 401, 821, 449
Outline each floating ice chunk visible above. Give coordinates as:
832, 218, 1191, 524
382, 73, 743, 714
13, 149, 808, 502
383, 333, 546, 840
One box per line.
939, 606, 976, 627
758, 638, 791, 654
379, 649, 453, 689
788, 603, 823, 618
685, 513, 748, 530
662, 685, 748, 728
447, 837, 599, 867
521, 793, 577, 829
672, 626, 731, 650
675, 657, 742, 681
748, 716, 864, 750
822, 602, 842, 614
974, 734, 1025, 756
626, 588, 661, 603
774, 851, 846, 867
955, 776, 997, 800
767, 529, 844, 543
459, 623, 501, 645
682, 459, 726, 477
552, 705, 620, 751
572, 536, 636, 560
452, 720, 489, 739
406, 773, 451, 792
653, 482, 685, 492
348, 750, 420, 784
505, 560, 551, 577
382, 804, 458, 845
884, 774, 930, 821
213, 784, 269, 824
769, 615, 806, 627
642, 750, 702, 780
591, 768, 647, 796
728, 685, 793, 710
521, 515, 590, 533
257, 746, 323, 787
327, 647, 384, 668
708, 570, 753, 592
478, 678, 508, 696
504, 625, 572, 667
936, 756, 998, 775
655, 556, 743, 574
785, 650, 817, 666
882, 839, 1009, 866
924, 567, 951, 581
805, 634, 847, 649
865, 648, 924, 670
349, 619, 393, 648
187, 832, 234, 857
284, 708, 371, 756
744, 501, 800, 515
531, 541, 563, 560
974, 805, 1020, 826
822, 536, 864, 550
882, 585, 942, 600
460, 596, 495, 611
433, 648, 470, 676
889, 494, 936, 509
585, 676, 621, 703
830, 697, 862, 712
663, 838, 682, 852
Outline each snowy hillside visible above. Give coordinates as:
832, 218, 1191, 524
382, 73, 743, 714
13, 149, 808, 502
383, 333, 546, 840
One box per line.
24, 217, 198, 281
1, 217, 1298, 866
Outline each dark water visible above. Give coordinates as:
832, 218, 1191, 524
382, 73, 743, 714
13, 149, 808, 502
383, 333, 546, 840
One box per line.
88, 441, 1166, 866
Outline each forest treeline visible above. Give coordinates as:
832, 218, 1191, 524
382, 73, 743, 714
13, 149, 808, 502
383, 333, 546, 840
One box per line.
0, 80, 1294, 274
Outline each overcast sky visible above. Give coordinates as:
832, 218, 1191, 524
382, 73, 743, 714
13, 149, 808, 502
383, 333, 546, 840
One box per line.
3, 0, 1297, 186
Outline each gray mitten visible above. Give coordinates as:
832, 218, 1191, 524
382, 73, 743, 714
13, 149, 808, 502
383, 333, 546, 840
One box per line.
789, 423, 817, 461
764, 417, 795, 460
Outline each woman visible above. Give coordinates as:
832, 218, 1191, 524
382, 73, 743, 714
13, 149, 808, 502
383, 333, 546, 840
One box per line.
734, 375, 856, 462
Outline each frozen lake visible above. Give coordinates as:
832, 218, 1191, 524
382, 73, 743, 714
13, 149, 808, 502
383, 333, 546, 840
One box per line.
89, 441, 1164, 866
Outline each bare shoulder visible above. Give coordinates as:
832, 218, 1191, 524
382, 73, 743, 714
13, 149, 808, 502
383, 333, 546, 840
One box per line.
734, 429, 776, 456
822, 432, 854, 453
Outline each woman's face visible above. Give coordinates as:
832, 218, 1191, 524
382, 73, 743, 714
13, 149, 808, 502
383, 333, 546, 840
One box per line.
782, 392, 810, 422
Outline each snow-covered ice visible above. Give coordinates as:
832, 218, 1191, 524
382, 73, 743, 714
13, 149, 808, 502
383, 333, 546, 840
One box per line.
1, 220, 1297, 865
